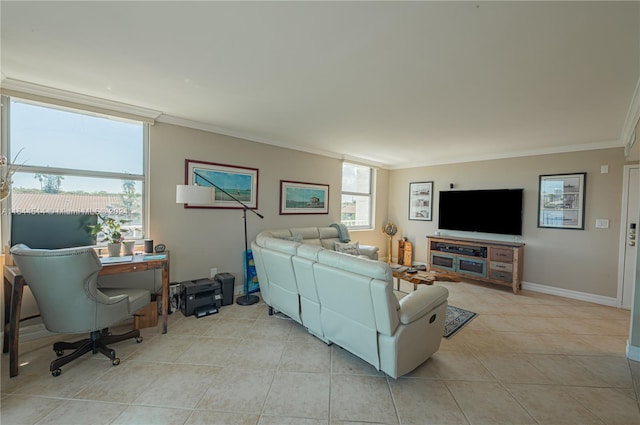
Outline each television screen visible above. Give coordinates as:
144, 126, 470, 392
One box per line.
438, 189, 523, 236
10, 213, 98, 249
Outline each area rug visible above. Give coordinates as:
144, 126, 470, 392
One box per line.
444, 305, 477, 338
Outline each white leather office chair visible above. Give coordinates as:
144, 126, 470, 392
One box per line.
10, 244, 150, 376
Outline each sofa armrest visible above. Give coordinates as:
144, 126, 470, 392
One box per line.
398, 286, 449, 325
359, 245, 379, 260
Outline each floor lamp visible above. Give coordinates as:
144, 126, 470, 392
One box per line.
176, 172, 264, 306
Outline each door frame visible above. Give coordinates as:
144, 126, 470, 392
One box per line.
617, 164, 639, 308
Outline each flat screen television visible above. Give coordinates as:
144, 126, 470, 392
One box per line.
438, 189, 524, 236
10, 213, 98, 249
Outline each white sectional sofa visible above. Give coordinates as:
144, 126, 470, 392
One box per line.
251, 226, 449, 378
263, 225, 379, 260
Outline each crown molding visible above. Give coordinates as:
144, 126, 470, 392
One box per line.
0, 78, 162, 121
160, 114, 624, 170
389, 139, 624, 170
157, 114, 389, 169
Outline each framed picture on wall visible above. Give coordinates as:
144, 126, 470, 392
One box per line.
538, 172, 586, 230
185, 159, 259, 209
279, 180, 329, 215
409, 181, 433, 221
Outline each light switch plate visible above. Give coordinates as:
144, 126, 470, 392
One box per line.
596, 219, 609, 228
601, 165, 609, 174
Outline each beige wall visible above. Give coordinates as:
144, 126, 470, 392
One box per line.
3, 120, 633, 323
388, 148, 628, 298
151, 121, 629, 299
149, 122, 388, 284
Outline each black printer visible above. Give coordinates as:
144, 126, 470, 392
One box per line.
180, 278, 222, 317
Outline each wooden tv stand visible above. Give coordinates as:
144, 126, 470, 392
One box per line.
426, 236, 524, 294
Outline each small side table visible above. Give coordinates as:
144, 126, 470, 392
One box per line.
392, 269, 458, 292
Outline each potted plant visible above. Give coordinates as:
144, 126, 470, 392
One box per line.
88, 214, 130, 257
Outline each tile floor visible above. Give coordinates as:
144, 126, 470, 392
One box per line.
2, 279, 640, 425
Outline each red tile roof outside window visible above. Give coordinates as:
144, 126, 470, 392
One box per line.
11, 193, 123, 215
10, 192, 142, 231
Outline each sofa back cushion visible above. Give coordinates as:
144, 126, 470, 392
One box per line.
296, 243, 323, 261
289, 227, 322, 246
283, 226, 341, 250
370, 279, 400, 336
255, 229, 292, 245
258, 248, 301, 323
317, 249, 390, 281
318, 227, 341, 249
318, 226, 340, 239
292, 255, 325, 339
263, 237, 299, 255
313, 261, 380, 368
312, 249, 399, 366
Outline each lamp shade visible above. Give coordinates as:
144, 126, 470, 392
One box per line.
176, 185, 214, 205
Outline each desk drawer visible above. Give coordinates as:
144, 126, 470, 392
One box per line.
101, 262, 150, 275
490, 248, 514, 262
490, 261, 513, 273
490, 270, 513, 283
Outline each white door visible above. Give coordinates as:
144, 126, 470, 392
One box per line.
620, 165, 639, 310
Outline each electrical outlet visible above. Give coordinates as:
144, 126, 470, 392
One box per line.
210, 267, 218, 278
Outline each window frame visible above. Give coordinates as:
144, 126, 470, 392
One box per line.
0, 95, 149, 247
341, 161, 375, 230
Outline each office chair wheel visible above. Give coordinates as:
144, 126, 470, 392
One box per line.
112, 358, 121, 366
136, 336, 143, 343
52, 369, 61, 377
55, 350, 64, 357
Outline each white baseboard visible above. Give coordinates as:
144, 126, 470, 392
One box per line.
627, 341, 640, 361
397, 265, 617, 307
522, 281, 618, 307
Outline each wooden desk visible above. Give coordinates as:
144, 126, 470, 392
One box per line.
3, 252, 170, 378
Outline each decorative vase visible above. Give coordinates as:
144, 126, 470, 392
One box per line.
107, 243, 121, 257
122, 241, 135, 256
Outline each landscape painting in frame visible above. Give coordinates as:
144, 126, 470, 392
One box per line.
185, 159, 258, 209
280, 180, 329, 215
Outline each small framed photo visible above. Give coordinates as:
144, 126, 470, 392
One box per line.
185, 159, 259, 209
409, 181, 433, 221
280, 180, 329, 215
538, 172, 586, 230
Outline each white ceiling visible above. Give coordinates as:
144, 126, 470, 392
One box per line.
1, 1, 639, 168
